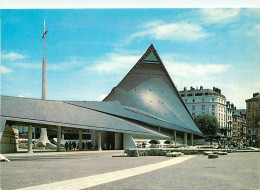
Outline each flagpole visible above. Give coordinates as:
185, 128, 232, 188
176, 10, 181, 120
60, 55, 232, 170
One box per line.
36, 20, 56, 149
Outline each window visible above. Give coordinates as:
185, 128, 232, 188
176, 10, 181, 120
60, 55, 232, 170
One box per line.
192, 113, 195, 117
192, 99, 195, 103
212, 105, 215, 109
184, 99, 187, 103
212, 98, 215, 102
202, 105, 205, 110
202, 98, 204, 102
212, 112, 215, 116
202, 112, 205, 115
192, 105, 195, 110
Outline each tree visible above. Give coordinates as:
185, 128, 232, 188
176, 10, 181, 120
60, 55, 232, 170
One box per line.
194, 115, 219, 136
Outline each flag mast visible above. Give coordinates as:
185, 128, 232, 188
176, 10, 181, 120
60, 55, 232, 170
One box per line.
42, 20, 47, 100
36, 20, 56, 149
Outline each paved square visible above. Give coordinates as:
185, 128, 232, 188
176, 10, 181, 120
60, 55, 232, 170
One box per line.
1, 151, 259, 190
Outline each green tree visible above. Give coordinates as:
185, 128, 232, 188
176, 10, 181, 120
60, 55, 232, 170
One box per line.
194, 115, 219, 136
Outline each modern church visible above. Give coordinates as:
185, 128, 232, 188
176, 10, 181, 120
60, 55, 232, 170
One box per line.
0, 44, 203, 153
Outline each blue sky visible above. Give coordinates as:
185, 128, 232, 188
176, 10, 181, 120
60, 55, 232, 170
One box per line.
1, 9, 259, 108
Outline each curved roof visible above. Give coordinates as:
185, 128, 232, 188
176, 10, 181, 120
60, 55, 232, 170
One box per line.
104, 44, 202, 135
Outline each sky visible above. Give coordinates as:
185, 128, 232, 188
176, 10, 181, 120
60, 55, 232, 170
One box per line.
1, 9, 259, 109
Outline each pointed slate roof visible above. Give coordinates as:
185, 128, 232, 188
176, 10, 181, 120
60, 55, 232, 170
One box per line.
104, 44, 202, 135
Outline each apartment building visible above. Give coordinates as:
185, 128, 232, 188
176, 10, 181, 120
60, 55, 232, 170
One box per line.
179, 86, 227, 136
245, 93, 260, 146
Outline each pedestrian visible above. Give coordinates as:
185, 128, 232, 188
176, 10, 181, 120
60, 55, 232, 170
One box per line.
82, 141, 85, 150
65, 141, 68, 151
73, 141, 76, 150
69, 141, 72, 150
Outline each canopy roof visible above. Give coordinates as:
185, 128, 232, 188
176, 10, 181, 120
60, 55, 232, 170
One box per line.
0, 96, 167, 138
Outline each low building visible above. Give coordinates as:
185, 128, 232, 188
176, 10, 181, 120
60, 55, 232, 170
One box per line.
245, 93, 260, 147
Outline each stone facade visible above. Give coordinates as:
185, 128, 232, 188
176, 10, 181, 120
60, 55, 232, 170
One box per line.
245, 93, 260, 147
0, 125, 19, 153
179, 86, 227, 136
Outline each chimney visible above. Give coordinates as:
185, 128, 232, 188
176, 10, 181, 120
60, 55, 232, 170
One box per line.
190, 86, 194, 90
200, 86, 203, 90
184, 87, 187, 91
253, 92, 259, 97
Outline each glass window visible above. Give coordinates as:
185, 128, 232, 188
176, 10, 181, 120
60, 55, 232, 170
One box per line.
192, 113, 195, 117
202, 98, 204, 102
192, 105, 195, 110
192, 99, 195, 103
202, 105, 205, 110
212, 105, 215, 109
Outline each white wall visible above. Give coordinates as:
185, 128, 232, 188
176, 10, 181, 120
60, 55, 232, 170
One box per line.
123, 134, 136, 149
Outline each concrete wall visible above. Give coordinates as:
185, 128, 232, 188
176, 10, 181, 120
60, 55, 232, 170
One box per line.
90, 130, 96, 149
123, 134, 136, 149
101, 131, 107, 149
175, 133, 184, 145
0, 125, 19, 153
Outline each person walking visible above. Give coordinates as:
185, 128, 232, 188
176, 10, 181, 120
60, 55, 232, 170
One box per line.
69, 141, 72, 150
73, 141, 76, 150
82, 141, 85, 150
65, 141, 68, 151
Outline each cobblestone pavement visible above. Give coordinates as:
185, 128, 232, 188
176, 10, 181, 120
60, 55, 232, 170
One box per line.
1, 151, 259, 190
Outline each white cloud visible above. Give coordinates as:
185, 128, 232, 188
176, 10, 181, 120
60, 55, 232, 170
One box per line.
6, 56, 87, 71
128, 21, 209, 42
10, 62, 41, 69
164, 61, 230, 78
0, 65, 13, 74
98, 94, 108, 101
48, 56, 87, 71
248, 24, 260, 42
86, 53, 139, 73
1, 52, 28, 61
201, 9, 240, 24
